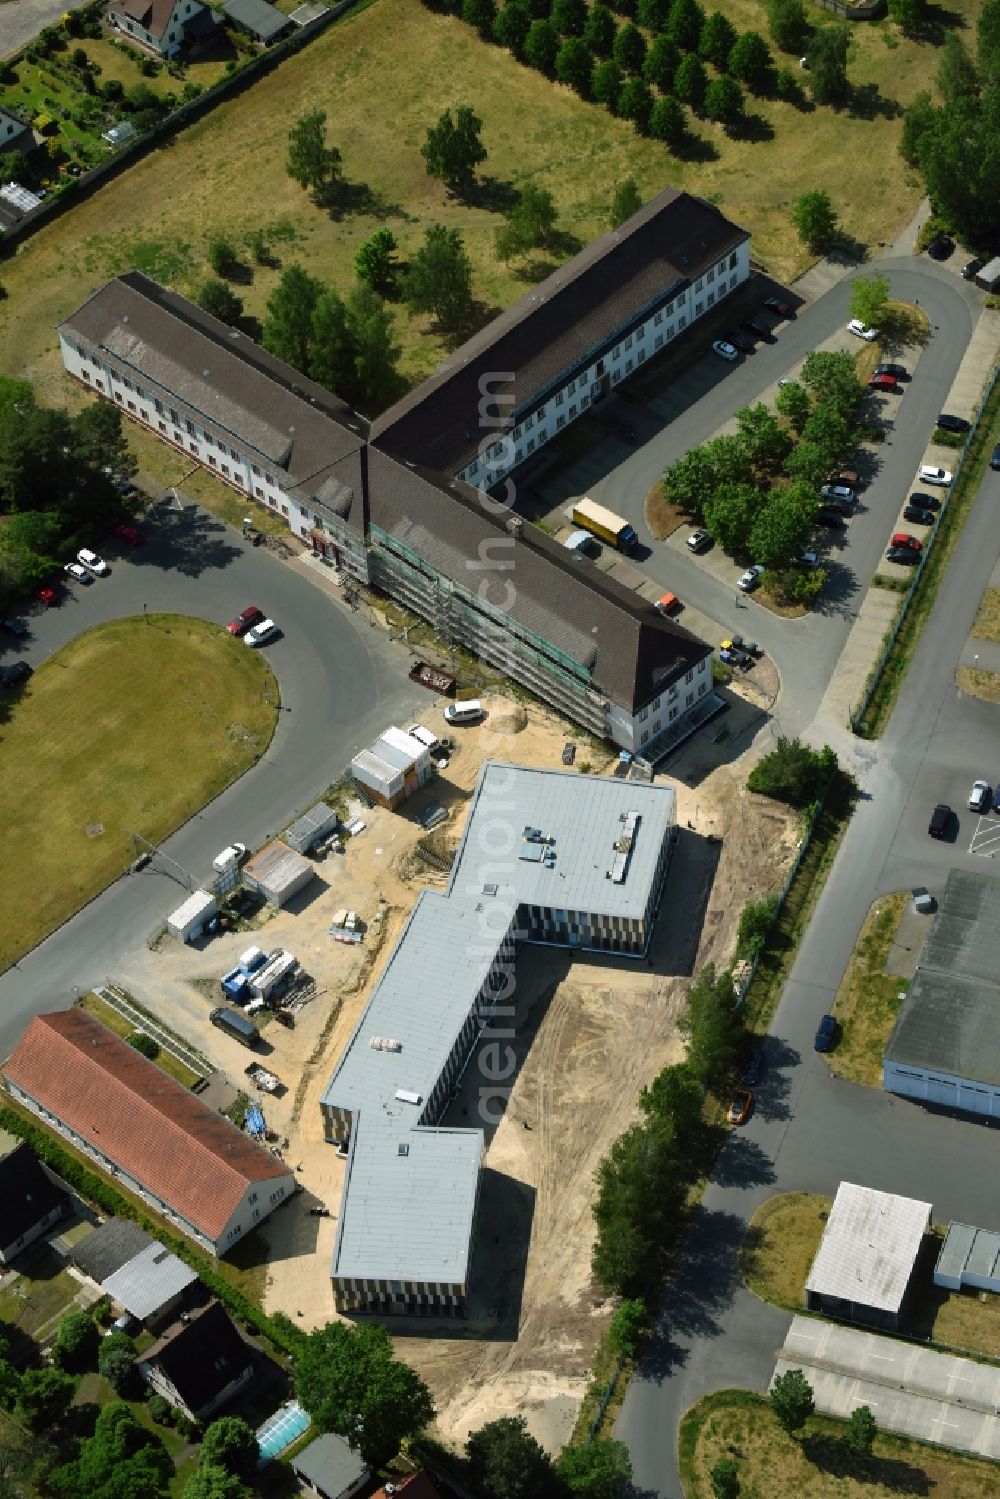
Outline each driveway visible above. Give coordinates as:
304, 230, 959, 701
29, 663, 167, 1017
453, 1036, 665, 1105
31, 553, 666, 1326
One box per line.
617, 428, 1000, 1491
0, 500, 426, 1056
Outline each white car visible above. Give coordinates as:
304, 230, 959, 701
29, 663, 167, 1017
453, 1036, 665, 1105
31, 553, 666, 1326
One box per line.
919, 465, 953, 486
738, 564, 764, 592
77, 548, 110, 576
847, 319, 878, 341
712, 340, 738, 362
244, 618, 278, 647
969, 779, 992, 813
213, 843, 248, 873
64, 562, 93, 584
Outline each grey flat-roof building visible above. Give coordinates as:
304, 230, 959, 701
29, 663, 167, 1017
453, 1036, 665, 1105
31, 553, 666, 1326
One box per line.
102, 1240, 199, 1324
242, 839, 314, 907
884, 869, 1000, 1117
805, 1182, 931, 1332
934, 1222, 1000, 1293
321, 764, 675, 1315
291, 1433, 369, 1499
222, 0, 292, 42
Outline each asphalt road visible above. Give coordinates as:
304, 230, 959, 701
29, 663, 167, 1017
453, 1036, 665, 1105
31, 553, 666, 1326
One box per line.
0, 0, 69, 58
618, 446, 1000, 1493
0, 499, 426, 1055
593, 259, 982, 734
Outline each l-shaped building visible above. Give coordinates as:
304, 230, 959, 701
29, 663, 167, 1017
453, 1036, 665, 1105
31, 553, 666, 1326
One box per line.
58, 187, 750, 758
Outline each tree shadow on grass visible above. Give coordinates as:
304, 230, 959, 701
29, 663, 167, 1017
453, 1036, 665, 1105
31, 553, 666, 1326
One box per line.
881, 306, 931, 350
826, 229, 869, 265
323, 177, 404, 222
513, 231, 584, 282
439, 299, 503, 349
726, 111, 775, 142
902, 1, 968, 42
848, 82, 903, 121
461, 174, 520, 213
671, 131, 719, 163
799, 1432, 932, 1494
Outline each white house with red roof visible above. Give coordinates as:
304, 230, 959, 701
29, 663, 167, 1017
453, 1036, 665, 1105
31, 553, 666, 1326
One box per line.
3, 1010, 295, 1256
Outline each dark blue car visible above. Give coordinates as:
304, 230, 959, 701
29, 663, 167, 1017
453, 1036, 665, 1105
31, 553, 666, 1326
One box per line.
814, 1014, 838, 1053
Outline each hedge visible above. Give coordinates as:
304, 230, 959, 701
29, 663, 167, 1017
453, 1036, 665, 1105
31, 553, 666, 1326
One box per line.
0, 1107, 307, 1360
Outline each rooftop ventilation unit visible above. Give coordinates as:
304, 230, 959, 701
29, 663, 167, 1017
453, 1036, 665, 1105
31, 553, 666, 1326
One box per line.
397, 1143, 409, 1157
610, 809, 641, 884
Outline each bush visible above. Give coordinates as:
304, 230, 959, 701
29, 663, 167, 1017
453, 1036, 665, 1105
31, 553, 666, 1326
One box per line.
99, 1332, 137, 1395
148, 1394, 173, 1424
53, 1310, 100, 1373
735, 895, 779, 960
128, 1031, 160, 1060
746, 737, 837, 807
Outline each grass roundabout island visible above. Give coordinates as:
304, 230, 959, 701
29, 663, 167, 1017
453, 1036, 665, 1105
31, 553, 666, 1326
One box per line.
0, 613, 279, 971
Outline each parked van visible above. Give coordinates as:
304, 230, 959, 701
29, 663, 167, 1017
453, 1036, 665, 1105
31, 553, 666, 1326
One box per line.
209, 1007, 259, 1047
563, 529, 596, 557
444, 699, 484, 726
407, 724, 443, 755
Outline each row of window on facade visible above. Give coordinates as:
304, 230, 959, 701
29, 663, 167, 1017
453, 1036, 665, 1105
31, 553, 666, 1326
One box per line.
638, 681, 707, 743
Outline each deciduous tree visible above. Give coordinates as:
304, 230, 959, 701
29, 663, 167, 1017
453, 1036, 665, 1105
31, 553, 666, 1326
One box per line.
728, 30, 774, 92
887, 0, 927, 35
766, 0, 807, 51
748, 741, 836, 807
618, 76, 654, 129
97, 1331, 137, 1395
710, 1458, 741, 1499
845, 1403, 877, 1456
466, 1416, 554, 1499
494, 0, 532, 53
346, 284, 402, 410
496, 183, 559, 259
704, 73, 744, 127
613, 21, 646, 72
462, 0, 497, 36
583, 1, 616, 51
52, 1312, 98, 1374
354, 227, 398, 294
551, 0, 586, 32
609, 175, 642, 226
736, 403, 791, 472
680, 963, 742, 1088
791, 188, 838, 251
650, 93, 687, 144
524, 16, 560, 70
556, 35, 595, 93
181, 1467, 251, 1499
643, 33, 680, 88
703, 482, 757, 553
674, 51, 708, 109
405, 224, 473, 329
775, 378, 810, 431
638, 1063, 704, 1149
849, 271, 890, 330
421, 105, 487, 192
263, 264, 323, 372
557, 1439, 632, 1499
749, 488, 814, 569
936, 31, 978, 101
294, 1322, 434, 1468
197, 279, 244, 324
608, 1298, 650, 1358
206, 234, 237, 278
805, 25, 849, 105
915, 93, 1000, 248
593, 57, 624, 106
898, 89, 935, 164
198, 1417, 258, 1480
769, 1367, 816, 1434
286, 110, 342, 199
665, 0, 705, 51
16, 1368, 74, 1433
698, 10, 737, 69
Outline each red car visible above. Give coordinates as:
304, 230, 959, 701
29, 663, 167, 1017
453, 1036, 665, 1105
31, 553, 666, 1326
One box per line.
869, 373, 898, 391
728, 1088, 753, 1126
227, 606, 265, 636
114, 523, 142, 546
37, 585, 58, 607
890, 532, 922, 552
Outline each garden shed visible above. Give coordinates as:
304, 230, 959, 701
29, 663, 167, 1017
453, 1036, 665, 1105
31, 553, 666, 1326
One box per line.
242, 840, 314, 907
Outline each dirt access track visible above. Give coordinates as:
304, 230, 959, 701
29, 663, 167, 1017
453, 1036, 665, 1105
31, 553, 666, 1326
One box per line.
121, 694, 800, 1454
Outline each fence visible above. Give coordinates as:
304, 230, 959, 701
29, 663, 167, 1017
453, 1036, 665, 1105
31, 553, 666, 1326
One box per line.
0, 0, 357, 257
850, 357, 1000, 734
587, 1354, 625, 1442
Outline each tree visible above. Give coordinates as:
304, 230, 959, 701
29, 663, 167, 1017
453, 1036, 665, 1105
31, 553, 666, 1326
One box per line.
849, 271, 890, 330
405, 224, 473, 329
674, 52, 708, 110
699, 11, 737, 70
244, 227, 271, 266
467, 1417, 555, 1499
306, 290, 354, 394
556, 35, 595, 93
73, 398, 136, 479
650, 93, 687, 144
936, 32, 978, 102
421, 105, 487, 192
736, 895, 779, 959
791, 188, 838, 251
354, 227, 398, 294
898, 90, 936, 165
263, 264, 323, 372
608, 1298, 650, 1358
703, 432, 753, 487
662, 446, 717, 518
196, 279, 244, 324
593, 58, 624, 106
286, 110, 342, 199
584, 1, 617, 52
53, 1310, 98, 1373
774, 64, 802, 100
206, 234, 237, 278
462, 0, 497, 35
551, 0, 586, 32
16, 1368, 73, 1432
182, 1467, 251, 1499
680, 964, 742, 1088
609, 176, 642, 227
805, 26, 849, 105
494, 0, 532, 54
524, 17, 560, 71
979, 0, 1000, 81
800, 348, 860, 406
666, 0, 705, 51
770, 1367, 815, 1435
638, 0, 670, 26
915, 92, 1000, 247
749, 489, 814, 569
347, 283, 402, 410
97, 1331, 137, 1395
766, 0, 807, 51
618, 76, 654, 130
128, 1031, 160, 1060
845, 1403, 877, 1456
294, 1322, 434, 1468
704, 74, 744, 127
775, 378, 810, 431
709, 1458, 741, 1499
643, 33, 680, 89
198, 1417, 258, 1480
557, 1440, 632, 1499
747, 739, 836, 806
496, 183, 559, 259
736, 403, 790, 472
703, 483, 757, 553
613, 22, 646, 72
638, 1062, 704, 1149
50, 1402, 171, 1499
729, 30, 774, 92
887, 0, 927, 34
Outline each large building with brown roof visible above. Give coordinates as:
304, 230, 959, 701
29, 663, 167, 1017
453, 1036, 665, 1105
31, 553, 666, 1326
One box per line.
58, 189, 748, 753
3, 1011, 295, 1256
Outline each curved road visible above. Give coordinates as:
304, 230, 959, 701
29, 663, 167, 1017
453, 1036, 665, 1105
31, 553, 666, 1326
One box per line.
617, 267, 1000, 1490
0, 499, 426, 1055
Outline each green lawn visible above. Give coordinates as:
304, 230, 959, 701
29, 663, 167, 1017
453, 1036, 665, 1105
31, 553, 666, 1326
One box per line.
79, 993, 202, 1089
0, 1250, 85, 1342
830, 893, 909, 1087
0, 615, 277, 972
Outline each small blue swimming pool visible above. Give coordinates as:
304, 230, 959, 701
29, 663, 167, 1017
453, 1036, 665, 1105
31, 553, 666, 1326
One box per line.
256, 1399, 310, 1462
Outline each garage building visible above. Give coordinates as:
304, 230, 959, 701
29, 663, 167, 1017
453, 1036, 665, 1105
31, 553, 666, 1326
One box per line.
805, 1181, 931, 1332
351, 726, 433, 810
884, 869, 1000, 1117
242, 839, 314, 907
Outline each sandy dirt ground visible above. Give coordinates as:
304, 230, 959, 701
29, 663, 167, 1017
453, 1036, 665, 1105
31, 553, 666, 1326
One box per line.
115, 691, 799, 1454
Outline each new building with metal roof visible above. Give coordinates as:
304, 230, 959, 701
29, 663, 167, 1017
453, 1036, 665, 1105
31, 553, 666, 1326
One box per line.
934, 1222, 1000, 1293
884, 869, 1000, 1116
102, 1240, 199, 1323
321, 764, 675, 1315
805, 1182, 931, 1331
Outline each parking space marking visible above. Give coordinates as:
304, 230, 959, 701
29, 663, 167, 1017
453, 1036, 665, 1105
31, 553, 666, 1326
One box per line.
969, 818, 1000, 857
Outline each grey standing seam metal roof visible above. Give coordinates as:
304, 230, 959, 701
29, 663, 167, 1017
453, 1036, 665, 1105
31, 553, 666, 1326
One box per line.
885, 870, 1000, 1085
805, 1182, 931, 1314
367, 449, 711, 714
291, 1433, 369, 1496
56, 272, 368, 522
71, 1219, 155, 1282
102, 1241, 198, 1319
325, 764, 674, 1287
370, 188, 750, 475
222, 0, 290, 37
935, 1222, 978, 1285
448, 762, 675, 921
286, 803, 337, 846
